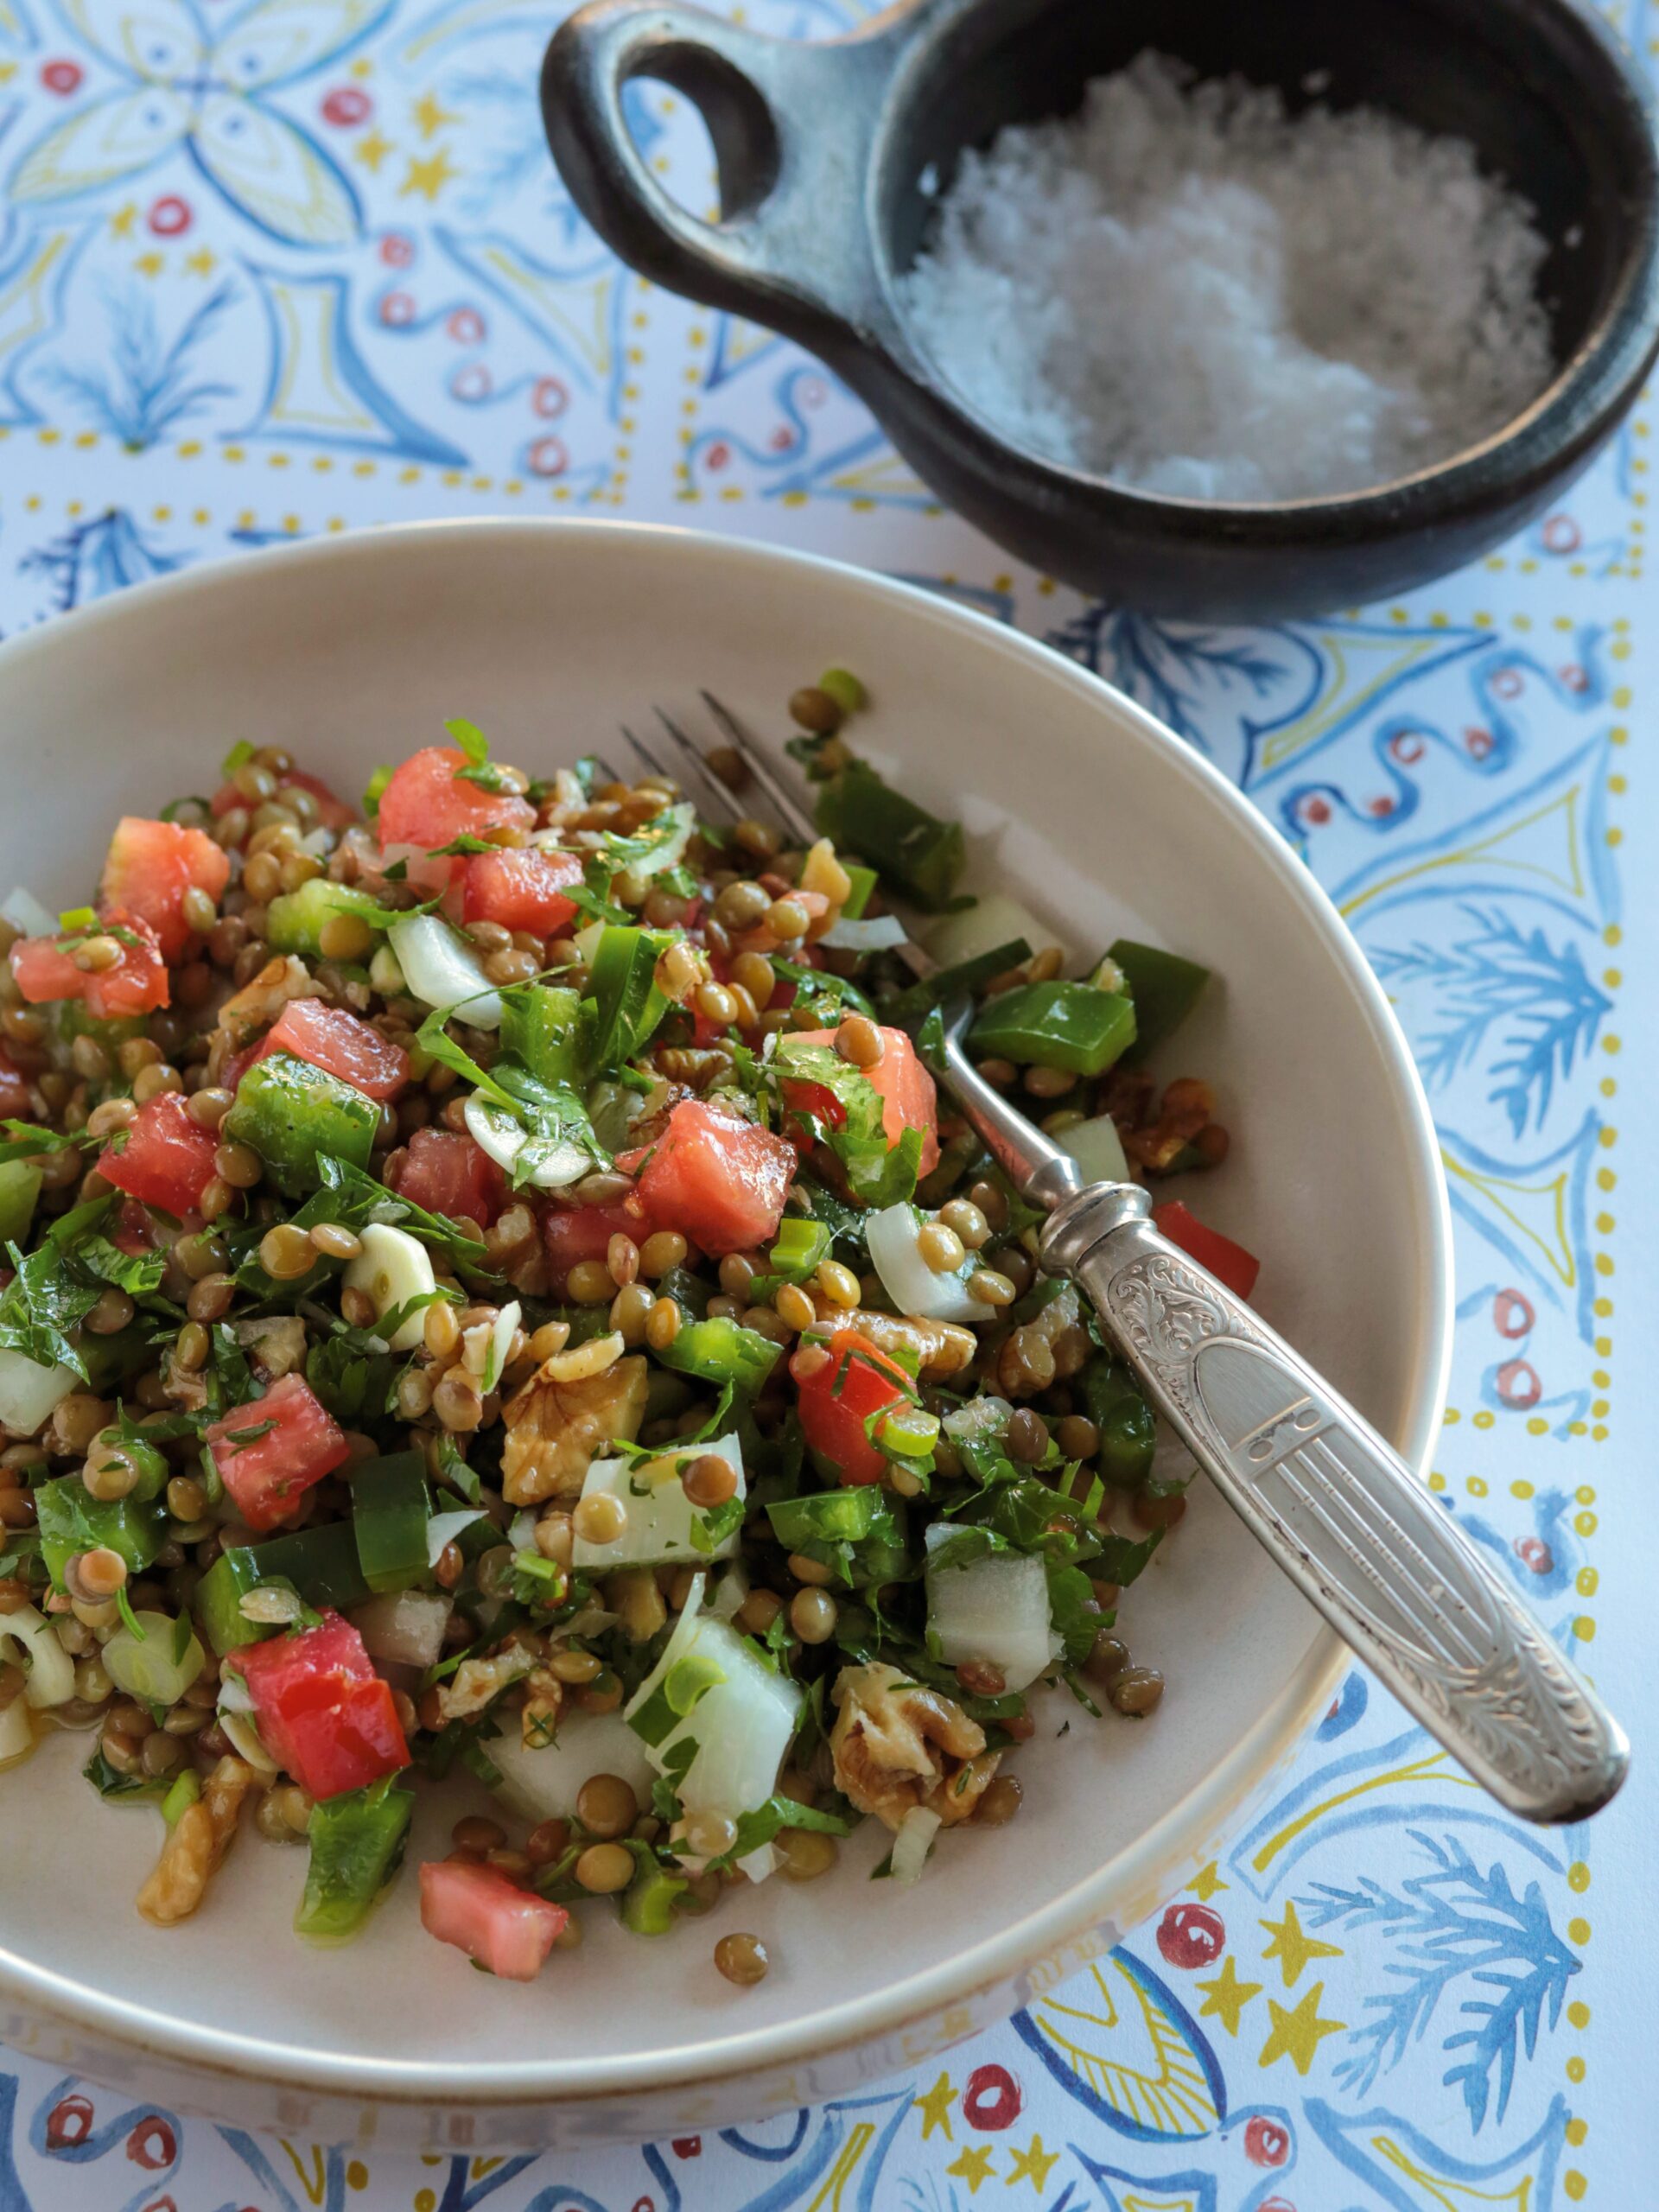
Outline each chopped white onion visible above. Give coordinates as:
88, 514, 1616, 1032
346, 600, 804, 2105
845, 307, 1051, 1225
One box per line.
0, 1348, 78, 1438
891, 1804, 942, 1885
386, 913, 502, 1030
818, 913, 910, 951
1059, 1112, 1130, 1187
492, 1708, 656, 1824
487, 1300, 522, 1393
507, 1507, 537, 1553
341, 1222, 436, 1351
104, 1611, 206, 1707
352, 1588, 453, 1669
925, 892, 1063, 970
942, 1395, 1014, 1443
0, 1694, 34, 1770
426, 1508, 485, 1567
462, 1094, 588, 1192
925, 1524, 1061, 1691
737, 1844, 777, 1885
868, 1203, 984, 1325
626, 1579, 800, 1827
624, 801, 696, 879
219, 1707, 277, 1773
0, 887, 56, 940
0, 1603, 73, 1709
573, 1434, 745, 1571
706, 1560, 750, 1622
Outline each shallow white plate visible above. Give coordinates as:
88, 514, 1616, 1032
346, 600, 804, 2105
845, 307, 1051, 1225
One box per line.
0, 520, 1451, 2146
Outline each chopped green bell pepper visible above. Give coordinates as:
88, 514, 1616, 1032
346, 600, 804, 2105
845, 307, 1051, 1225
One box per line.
1107, 939, 1210, 1061
162, 1769, 202, 1827
766, 1217, 832, 1283
812, 758, 964, 912
35, 1478, 163, 1591
969, 981, 1136, 1077
583, 926, 674, 1072
840, 863, 877, 920
195, 1522, 372, 1652
766, 1487, 880, 1550
264, 876, 386, 958
654, 1313, 782, 1393
223, 1051, 378, 1195
882, 938, 1033, 1036
499, 983, 582, 1088
296, 1775, 414, 1943
351, 1450, 430, 1594
619, 1839, 687, 1934
1082, 1356, 1157, 1489
0, 1160, 41, 1247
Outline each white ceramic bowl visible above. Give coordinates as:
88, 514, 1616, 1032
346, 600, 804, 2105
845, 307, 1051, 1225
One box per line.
0, 520, 1451, 2146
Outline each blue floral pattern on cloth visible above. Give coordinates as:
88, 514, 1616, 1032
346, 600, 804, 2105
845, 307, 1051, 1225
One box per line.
0, 0, 1649, 2200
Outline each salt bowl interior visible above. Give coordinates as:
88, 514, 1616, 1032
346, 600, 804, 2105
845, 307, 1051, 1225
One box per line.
878, 0, 1626, 457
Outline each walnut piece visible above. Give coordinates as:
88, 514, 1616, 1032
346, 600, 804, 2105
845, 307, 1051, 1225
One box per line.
436, 1644, 537, 1724
235, 1314, 308, 1380
500, 1353, 649, 1504
829, 1661, 998, 1833
216, 956, 319, 1047
137, 1756, 257, 1926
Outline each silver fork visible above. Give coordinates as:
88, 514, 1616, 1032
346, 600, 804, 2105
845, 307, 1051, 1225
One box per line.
622, 695, 940, 984
622, 700, 1629, 1821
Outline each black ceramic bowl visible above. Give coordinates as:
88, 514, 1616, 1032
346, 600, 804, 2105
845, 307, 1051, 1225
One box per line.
543, 0, 1659, 620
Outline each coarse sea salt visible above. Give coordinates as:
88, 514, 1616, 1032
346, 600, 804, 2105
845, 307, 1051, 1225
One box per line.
897, 52, 1555, 503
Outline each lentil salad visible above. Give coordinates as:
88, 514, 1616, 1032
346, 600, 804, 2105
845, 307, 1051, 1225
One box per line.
0, 677, 1255, 1986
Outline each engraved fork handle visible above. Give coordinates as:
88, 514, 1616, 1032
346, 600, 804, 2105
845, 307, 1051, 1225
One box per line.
1042, 1185, 1629, 1823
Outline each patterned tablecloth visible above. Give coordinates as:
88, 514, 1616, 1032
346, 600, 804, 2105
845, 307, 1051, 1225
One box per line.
0, 0, 1655, 2202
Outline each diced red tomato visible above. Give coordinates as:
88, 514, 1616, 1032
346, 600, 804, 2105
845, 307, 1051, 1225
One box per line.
462, 846, 583, 938
418, 1860, 569, 1980
782, 1027, 940, 1178
791, 1328, 917, 1486
1152, 1200, 1260, 1301
388, 1125, 505, 1229
543, 1201, 645, 1293
251, 999, 409, 1102
10, 905, 168, 1019
205, 1371, 350, 1534
97, 1090, 219, 1217
99, 816, 231, 962
0, 1048, 29, 1121
230, 1610, 409, 1802
375, 745, 535, 856
618, 1098, 794, 1257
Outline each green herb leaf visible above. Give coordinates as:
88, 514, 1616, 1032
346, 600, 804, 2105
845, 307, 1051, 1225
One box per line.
0, 1120, 87, 1166
74, 1235, 168, 1299
0, 1240, 101, 1379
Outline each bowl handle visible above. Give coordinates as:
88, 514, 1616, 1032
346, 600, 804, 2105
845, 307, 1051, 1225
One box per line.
542, 0, 902, 346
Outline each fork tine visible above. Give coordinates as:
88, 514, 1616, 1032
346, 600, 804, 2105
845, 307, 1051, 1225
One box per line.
590, 752, 624, 787
620, 725, 671, 786
698, 690, 817, 847
652, 705, 742, 825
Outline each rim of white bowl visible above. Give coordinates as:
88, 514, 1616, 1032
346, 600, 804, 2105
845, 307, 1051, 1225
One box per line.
0, 518, 1454, 2106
